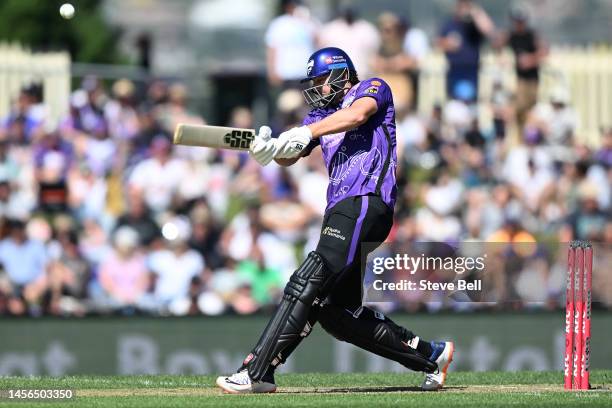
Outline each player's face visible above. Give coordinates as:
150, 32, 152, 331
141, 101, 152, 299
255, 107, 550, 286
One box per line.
313, 76, 331, 96
313, 72, 350, 96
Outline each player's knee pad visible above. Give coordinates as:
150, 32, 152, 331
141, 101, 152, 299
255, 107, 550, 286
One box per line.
284, 251, 327, 304
318, 304, 438, 373
246, 251, 327, 380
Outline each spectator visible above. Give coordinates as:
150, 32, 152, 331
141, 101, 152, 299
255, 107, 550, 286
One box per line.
527, 86, 578, 151
265, 0, 317, 88
494, 6, 548, 132
318, 6, 380, 79
0, 88, 44, 145
489, 77, 513, 140
46, 229, 90, 315
156, 83, 205, 135
115, 188, 160, 247
594, 127, 612, 168
437, 0, 494, 101
402, 17, 431, 110
33, 130, 73, 214
236, 255, 283, 306
187, 201, 224, 269
104, 79, 140, 141
128, 136, 189, 214
0, 219, 49, 315
94, 226, 149, 312
67, 164, 107, 222
564, 183, 608, 241
372, 12, 417, 112
415, 170, 463, 241
145, 216, 205, 314
73, 77, 108, 140
130, 106, 169, 165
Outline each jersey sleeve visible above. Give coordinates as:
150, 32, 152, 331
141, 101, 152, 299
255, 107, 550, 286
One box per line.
352, 77, 392, 111
300, 110, 322, 156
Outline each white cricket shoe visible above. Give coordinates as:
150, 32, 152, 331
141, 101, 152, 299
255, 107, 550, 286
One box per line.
421, 341, 454, 391
216, 369, 277, 394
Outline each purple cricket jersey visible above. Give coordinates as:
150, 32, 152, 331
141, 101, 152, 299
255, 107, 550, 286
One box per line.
302, 77, 397, 212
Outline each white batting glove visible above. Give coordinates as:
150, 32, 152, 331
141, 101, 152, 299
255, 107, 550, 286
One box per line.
274, 126, 312, 159
250, 126, 276, 166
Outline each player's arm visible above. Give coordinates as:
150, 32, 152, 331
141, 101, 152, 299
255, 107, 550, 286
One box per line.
275, 154, 303, 167
307, 97, 378, 139
274, 98, 378, 166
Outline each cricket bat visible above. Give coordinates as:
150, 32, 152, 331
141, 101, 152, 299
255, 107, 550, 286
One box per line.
173, 124, 256, 151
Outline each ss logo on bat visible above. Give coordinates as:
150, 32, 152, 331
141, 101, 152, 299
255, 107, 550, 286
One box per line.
224, 130, 255, 149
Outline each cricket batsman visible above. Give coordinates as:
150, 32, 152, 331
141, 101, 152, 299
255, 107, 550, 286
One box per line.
216, 47, 454, 393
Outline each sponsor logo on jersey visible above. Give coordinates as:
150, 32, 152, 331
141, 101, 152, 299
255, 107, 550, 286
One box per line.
322, 226, 346, 241
371, 80, 382, 86
365, 86, 379, 94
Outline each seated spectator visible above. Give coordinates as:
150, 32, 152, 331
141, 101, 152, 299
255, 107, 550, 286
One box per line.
94, 226, 149, 312
236, 258, 283, 306
156, 83, 205, 134
128, 136, 189, 214
594, 127, 612, 168
115, 188, 160, 247
0, 177, 33, 220
144, 216, 205, 314
104, 79, 140, 141
47, 229, 90, 315
415, 171, 463, 242
33, 130, 73, 215
0, 219, 49, 315
187, 201, 224, 269
564, 183, 608, 241
0, 87, 45, 145
129, 106, 169, 165
527, 86, 578, 154
73, 77, 109, 140
67, 164, 108, 222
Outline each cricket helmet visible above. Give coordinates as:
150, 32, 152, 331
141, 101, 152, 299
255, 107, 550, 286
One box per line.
301, 47, 358, 108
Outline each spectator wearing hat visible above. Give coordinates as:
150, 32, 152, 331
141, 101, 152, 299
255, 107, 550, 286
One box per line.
104, 78, 140, 141
94, 226, 149, 312
527, 86, 579, 161
144, 216, 205, 315
563, 183, 608, 241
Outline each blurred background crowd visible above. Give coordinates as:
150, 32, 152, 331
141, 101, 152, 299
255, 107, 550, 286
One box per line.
0, 0, 610, 317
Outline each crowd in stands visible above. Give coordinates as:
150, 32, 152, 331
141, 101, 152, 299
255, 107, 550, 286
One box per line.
0, 0, 609, 316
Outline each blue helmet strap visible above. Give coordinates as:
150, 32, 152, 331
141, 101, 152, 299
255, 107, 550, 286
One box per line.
302, 67, 349, 108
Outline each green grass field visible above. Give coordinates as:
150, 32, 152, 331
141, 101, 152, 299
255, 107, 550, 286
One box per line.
0, 371, 611, 407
